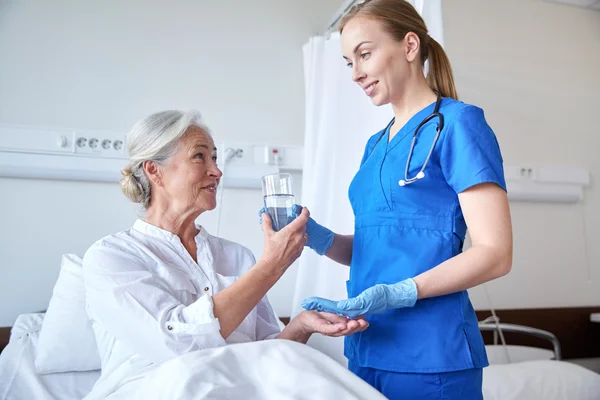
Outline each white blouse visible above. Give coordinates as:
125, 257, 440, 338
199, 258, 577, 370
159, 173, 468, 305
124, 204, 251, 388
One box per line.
82, 219, 281, 399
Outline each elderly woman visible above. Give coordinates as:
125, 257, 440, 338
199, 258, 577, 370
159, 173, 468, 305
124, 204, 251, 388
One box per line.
81, 110, 369, 400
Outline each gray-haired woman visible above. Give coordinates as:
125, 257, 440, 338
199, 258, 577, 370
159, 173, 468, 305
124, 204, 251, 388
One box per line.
81, 110, 369, 399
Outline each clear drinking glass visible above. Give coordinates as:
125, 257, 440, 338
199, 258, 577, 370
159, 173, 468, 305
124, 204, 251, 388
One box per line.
261, 173, 296, 232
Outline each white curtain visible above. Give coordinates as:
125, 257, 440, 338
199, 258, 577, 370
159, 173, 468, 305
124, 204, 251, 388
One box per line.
293, 0, 445, 365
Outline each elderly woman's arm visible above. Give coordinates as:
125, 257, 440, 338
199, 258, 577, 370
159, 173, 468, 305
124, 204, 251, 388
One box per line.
83, 243, 307, 363
83, 210, 310, 365
213, 212, 368, 342
211, 258, 287, 339
83, 245, 228, 364
211, 211, 308, 339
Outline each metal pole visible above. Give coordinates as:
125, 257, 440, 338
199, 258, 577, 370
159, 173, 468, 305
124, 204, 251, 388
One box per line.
324, 0, 360, 34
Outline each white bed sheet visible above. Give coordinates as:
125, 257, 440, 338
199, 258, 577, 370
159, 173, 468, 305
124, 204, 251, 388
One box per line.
0, 313, 99, 400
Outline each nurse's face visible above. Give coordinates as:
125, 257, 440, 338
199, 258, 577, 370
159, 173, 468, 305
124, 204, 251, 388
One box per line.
158, 127, 222, 213
341, 17, 414, 106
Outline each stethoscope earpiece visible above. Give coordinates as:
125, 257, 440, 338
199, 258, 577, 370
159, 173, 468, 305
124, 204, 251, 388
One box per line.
398, 172, 425, 186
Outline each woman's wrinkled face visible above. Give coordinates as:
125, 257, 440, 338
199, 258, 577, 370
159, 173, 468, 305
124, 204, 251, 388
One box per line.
159, 127, 222, 213
341, 16, 415, 106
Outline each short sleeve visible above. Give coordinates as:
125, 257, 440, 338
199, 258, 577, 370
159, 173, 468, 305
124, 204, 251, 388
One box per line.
440, 105, 507, 194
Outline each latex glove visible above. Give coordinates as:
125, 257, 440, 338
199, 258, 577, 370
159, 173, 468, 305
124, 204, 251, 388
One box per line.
301, 278, 418, 317
259, 204, 334, 256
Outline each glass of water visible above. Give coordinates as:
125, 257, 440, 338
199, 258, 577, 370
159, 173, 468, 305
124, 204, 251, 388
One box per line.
261, 173, 296, 232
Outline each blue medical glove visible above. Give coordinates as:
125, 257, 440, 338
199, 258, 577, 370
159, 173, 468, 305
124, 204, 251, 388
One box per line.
258, 205, 334, 256
301, 278, 418, 317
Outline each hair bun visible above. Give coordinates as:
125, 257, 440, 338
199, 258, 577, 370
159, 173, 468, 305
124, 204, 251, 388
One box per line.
121, 166, 133, 177
120, 166, 144, 203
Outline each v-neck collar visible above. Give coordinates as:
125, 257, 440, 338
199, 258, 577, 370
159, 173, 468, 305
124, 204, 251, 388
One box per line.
385, 99, 441, 154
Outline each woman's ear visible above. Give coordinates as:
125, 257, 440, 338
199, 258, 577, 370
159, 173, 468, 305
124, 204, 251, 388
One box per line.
143, 160, 163, 187
404, 32, 421, 63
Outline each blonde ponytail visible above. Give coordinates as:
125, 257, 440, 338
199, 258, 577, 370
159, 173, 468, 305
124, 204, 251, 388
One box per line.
426, 37, 458, 100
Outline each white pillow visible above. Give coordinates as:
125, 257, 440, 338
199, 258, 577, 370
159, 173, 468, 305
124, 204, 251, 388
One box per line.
35, 254, 101, 374
483, 359, 600, 400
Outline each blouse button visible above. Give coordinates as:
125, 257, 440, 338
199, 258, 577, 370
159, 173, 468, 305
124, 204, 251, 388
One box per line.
204, 287, 210, 292
167, 325, 173, 331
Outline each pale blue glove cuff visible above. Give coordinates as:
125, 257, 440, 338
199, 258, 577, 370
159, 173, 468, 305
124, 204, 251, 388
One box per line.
386, 278, 418, 309
336, 278, 418, 315
292, 205, 335, 256
258, 205, 335, 256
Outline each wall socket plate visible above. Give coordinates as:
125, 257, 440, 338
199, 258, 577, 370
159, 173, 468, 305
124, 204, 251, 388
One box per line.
73, 132, 127, 158
264, 146, 284, 166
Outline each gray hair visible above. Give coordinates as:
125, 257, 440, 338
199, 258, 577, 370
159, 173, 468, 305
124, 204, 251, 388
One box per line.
120, 110, 211, 208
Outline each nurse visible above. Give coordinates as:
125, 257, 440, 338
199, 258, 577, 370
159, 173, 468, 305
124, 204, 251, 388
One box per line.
296, 1, 513, 399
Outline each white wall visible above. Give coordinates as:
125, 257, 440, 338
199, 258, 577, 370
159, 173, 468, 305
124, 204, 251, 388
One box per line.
443, 0, 600, 309
2, 0, 598, 327
0, 0, 341, 326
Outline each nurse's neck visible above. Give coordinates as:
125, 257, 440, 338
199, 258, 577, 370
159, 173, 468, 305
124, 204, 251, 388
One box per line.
389, 78, 437, 142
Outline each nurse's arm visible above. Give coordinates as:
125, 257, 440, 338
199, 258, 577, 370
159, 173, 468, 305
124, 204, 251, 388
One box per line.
325, 234, 354, 266
412, 182, 513, 299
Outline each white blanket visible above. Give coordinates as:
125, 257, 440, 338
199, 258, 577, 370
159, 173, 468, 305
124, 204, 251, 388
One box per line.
131, 339, 386, 400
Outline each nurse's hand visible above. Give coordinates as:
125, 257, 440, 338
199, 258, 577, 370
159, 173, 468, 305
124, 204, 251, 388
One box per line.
258, 205, 334, 256
301, 279, 419, 317
297, 310, 369, 337
259, 208, 308, 276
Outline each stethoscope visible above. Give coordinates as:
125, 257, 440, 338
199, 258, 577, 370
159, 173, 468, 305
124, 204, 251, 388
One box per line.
370, 91, 445, 187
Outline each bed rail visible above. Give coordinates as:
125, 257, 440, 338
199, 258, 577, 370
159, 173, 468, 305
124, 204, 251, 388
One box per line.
479, 321, 562, 361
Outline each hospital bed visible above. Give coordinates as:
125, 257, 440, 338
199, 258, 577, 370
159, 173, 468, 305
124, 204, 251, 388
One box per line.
0, 313, 98, 400
1, 312, 599, 400
0, 312, 388, 400
479, 319, 600, 399
0, 251, 385, 400
480, 319, 562, 363
1, 253, 599, 400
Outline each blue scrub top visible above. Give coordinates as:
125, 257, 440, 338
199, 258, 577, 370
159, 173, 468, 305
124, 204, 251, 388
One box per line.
345, 98, 506, 374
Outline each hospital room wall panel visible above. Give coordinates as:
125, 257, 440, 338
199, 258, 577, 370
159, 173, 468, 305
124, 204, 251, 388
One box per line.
0, 0, 340, 326
1, 0, 599, 327
444, 0, 600, 310
468, 202, 597, 309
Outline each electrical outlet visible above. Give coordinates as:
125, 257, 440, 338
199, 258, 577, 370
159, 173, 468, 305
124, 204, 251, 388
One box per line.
73, 132, 127, 158
519, 166, 535, 179
265, 146, 284, 166
220, 143, 257, 167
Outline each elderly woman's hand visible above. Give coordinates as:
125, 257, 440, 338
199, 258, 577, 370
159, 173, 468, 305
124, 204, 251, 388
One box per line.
296, 310, 369, 337
259, 207, 309, 277
277, 310, 369, 343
